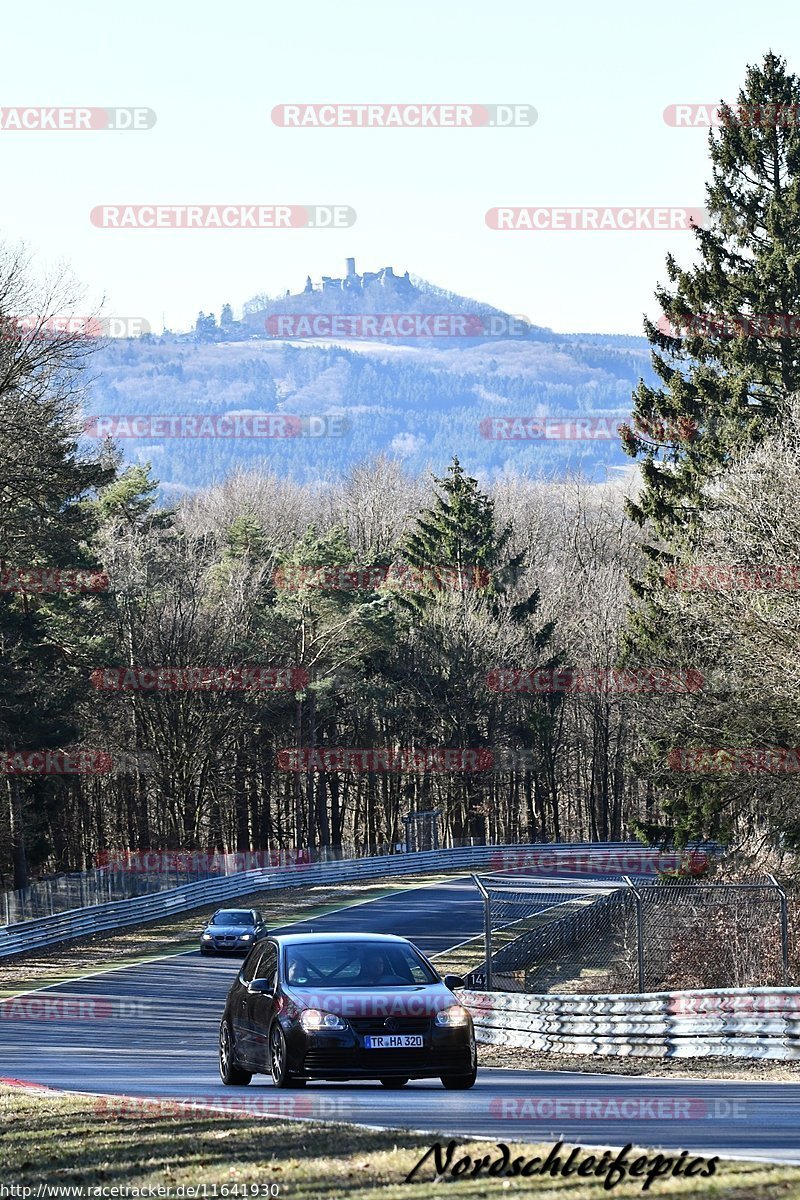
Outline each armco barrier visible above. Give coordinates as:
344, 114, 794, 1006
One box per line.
0, 842, 697, 959
461, 986, 800, 1059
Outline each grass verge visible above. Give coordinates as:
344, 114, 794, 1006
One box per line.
2, 1086, 800, 1197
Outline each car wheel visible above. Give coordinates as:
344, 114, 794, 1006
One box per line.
441, 1044, 477, 1090
219, 1020, 252, 1086
379, 1077, 409, 1088
269, 1023, 304, 1088
200, 947, 210, 956
440, 1067, 477, 1089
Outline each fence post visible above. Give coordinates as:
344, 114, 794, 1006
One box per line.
471, 873, 492, 991
623, 875, 645, 993
767, 874, 790, 983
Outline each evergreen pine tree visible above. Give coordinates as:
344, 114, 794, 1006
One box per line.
400, 459, 560, 840
625, 53, 800, 556
402, 457, 542, 622
0, 299, 115, 886
622, 53, 800, 838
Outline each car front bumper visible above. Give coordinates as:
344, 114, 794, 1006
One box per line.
288, 1023, 475, 1079
200, 938, 253, 954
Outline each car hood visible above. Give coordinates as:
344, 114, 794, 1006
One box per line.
205, 925, 254, 936
284, 982, 460, 1019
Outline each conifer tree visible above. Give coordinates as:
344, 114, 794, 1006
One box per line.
400, 459, 560, 840
622, 53, 800, 838
0, 260, 114, 885
402, 457, 542, 622
624, 53, 800, 554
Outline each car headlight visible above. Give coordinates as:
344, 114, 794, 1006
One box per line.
299, 1008, 347, 1031
201, 933, 212, 940
240, 934, 251, 941
435, 1005, 470, 1027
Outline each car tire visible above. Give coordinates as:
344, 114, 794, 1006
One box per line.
441, 1043, 477, 1090
379, 1077, 409, 1088
440, 1067, 477, 1089
200, 947, 210, 956
219, 1020, 252, 1086
269, 1023, 304, 1088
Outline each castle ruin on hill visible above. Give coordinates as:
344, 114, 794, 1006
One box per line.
302, 258, 415, 295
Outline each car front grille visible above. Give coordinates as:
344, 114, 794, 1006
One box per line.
302, 1044, 470, 1075
348, 1016, 431, 1036
304, 1048, 432, 1072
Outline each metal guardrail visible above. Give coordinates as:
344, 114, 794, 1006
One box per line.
461, 986, 800, 1060
1, 846, 372, 923
0, 841, 671, 959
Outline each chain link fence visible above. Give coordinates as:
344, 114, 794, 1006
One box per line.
629, 878, 791, 992
439, 873, 795, 994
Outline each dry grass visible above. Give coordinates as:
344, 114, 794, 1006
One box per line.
2, 1086, 800, 1197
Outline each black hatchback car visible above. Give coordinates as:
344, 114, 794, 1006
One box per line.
218, 932, 477, 1089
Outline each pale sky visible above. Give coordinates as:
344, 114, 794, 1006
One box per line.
1, 0, 797, 335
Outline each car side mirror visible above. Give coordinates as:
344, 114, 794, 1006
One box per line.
443, 974, 465, 990
247, 977, 273, 995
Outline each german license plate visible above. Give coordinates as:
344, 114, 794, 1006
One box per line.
364, 1034, 423, 1049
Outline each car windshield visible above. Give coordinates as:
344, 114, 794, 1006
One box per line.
285, 941, 438, 987
211, 912, 254, 927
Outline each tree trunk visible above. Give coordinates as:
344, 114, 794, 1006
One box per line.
7, 775, 28, 890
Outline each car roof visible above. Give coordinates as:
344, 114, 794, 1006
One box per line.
271, 932, 412, 947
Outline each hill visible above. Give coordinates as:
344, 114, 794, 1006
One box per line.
83, 260, 656, 495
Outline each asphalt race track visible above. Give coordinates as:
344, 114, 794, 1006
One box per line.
2, 876, 800, 1163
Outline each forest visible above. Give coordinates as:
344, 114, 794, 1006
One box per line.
4, 53, 800, 889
